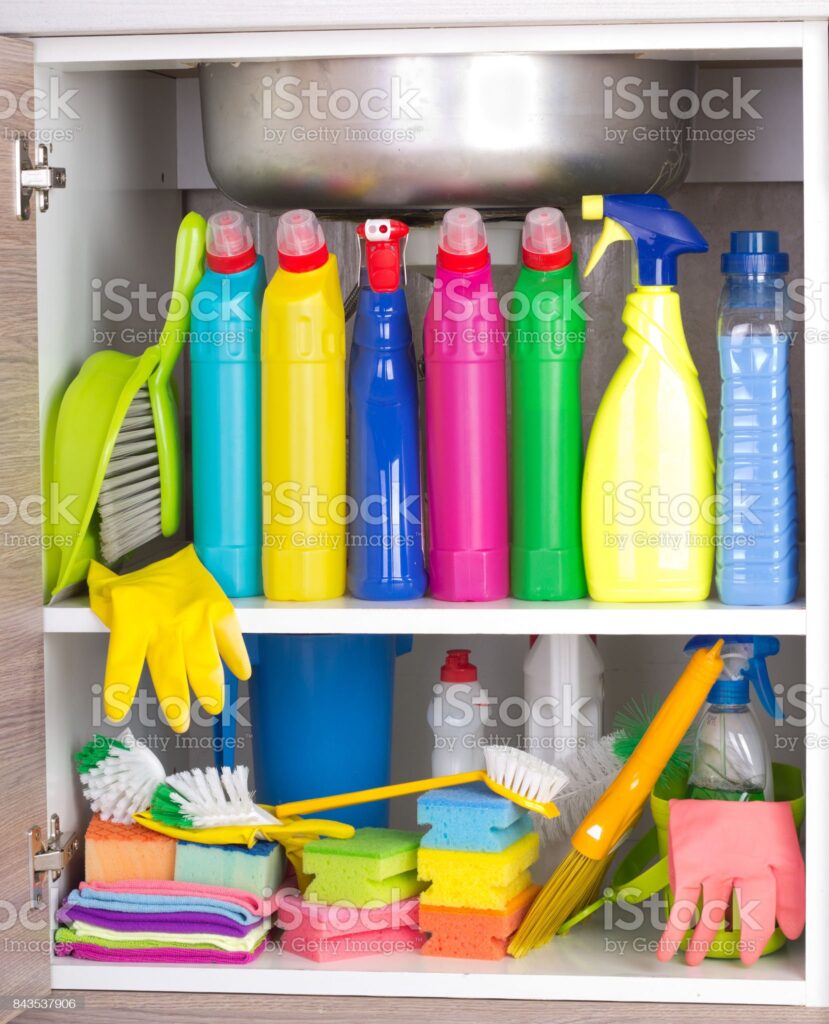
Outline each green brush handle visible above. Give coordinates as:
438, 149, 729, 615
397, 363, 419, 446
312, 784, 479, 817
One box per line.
155, 212, 207, 385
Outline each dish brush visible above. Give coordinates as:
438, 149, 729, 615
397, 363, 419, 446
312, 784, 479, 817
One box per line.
151, 765, 280, 830
74, 729, 166, 824
274, 743, 569, 819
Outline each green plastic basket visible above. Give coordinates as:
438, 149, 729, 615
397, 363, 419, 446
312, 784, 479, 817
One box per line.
559, 762, 804, 960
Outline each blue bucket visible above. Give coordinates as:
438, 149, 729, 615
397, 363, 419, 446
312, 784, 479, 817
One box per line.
249, 634, 412, 828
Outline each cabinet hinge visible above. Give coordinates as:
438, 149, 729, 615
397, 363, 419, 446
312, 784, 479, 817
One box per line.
28, 814, 78, 907
15, 138, 66, 220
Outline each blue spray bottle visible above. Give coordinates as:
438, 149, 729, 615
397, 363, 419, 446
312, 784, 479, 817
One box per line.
347, 219, 427, 600
684, 635, 782, 801
190, 210, 267, 597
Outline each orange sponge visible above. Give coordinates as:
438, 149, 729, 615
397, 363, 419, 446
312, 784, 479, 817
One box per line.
84, 814, 176, 883
419, 885, 539, 960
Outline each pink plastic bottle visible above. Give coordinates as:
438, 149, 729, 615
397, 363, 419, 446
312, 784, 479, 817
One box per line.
424, 208, 509, 601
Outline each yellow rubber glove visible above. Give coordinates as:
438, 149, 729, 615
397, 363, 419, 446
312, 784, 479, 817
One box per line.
88, 545, 251, 733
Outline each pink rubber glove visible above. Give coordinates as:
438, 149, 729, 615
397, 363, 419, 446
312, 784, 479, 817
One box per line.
657, 800, 804, 967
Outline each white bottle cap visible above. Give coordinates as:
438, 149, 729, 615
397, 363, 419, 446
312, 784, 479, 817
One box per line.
277, 208, 327, 258
439, 207, 487, 257
522, 207, 570, 257
206, 210, 254, 259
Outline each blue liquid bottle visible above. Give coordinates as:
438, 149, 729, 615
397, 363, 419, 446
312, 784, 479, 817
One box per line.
191, 210, 267, 596
716, 231, 798, 606
347, 219, 427, 599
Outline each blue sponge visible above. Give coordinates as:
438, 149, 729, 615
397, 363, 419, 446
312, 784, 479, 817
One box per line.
417, 783, 532, 852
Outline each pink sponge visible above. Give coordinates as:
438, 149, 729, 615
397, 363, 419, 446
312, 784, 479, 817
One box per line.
281, 924, 425, 963
277, 895, 422, 963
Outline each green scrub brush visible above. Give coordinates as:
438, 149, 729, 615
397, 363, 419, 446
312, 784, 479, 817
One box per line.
75, 729, 166, 824
151, 766, 280, 830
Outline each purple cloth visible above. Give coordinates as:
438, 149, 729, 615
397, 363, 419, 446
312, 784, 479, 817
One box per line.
54, 937, 266, 964
56, 904, 258, 937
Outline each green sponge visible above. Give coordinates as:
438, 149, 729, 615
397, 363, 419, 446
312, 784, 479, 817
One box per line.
303, 828, 424, 906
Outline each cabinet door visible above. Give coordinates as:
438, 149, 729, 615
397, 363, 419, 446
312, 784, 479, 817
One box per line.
0, 35, 50, 1019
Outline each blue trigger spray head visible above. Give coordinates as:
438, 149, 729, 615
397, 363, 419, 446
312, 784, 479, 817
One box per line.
684, 635, 783, 721
582, 193, 708, 287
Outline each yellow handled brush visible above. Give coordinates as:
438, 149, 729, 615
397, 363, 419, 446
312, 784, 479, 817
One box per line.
276, 745, 568, 819
508, 640, 724, 957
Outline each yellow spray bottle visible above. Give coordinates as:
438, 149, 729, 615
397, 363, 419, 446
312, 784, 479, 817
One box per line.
261, 209, 346, 600
581, 194, 714, 602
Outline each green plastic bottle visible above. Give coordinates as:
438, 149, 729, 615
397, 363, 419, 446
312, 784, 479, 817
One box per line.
509, 208, 587, 600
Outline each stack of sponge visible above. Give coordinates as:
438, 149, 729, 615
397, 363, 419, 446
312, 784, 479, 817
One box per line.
280, 827, 426, 962
417, 783, 540, 960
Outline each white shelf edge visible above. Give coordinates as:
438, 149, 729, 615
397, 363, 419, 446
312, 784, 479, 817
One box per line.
43, 597, 807, 636
50, 939, 806, 1004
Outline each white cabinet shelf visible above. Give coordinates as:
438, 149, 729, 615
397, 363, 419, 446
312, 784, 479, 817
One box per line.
43, 596, 807, 636
50, 925, 805, 1005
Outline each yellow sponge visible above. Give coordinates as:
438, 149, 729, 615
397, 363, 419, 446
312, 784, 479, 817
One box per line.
418, 832, 539, 910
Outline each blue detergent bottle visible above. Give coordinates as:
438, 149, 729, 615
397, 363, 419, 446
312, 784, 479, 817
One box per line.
685, 635, 782, 801
190, 210, 267, 597
716, 231, 798, 605
347, 219, 427, 599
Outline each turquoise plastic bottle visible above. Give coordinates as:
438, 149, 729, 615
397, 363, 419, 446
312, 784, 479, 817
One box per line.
716, 232, 798, 605
191, 210, 266, 597
509, 208, 587, 600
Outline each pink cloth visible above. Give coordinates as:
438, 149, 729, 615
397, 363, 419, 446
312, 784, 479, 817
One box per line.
80, 879, 274, 917
656, 799, 805, 966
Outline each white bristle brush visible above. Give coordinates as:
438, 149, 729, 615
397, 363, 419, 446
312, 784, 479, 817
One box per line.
75, 728, 167, 824
274, 743, 570, 819
152, 765, 280, 830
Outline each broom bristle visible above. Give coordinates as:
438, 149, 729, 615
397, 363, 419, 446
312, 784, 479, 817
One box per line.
507, 849, 610, 958
97, 387, 162, 564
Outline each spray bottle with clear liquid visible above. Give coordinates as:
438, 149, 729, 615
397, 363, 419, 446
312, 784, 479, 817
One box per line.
684, 635, 781, 801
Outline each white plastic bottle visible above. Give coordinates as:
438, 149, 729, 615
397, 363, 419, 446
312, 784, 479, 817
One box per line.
427, 649, 487, 775
523, 635, 604, 763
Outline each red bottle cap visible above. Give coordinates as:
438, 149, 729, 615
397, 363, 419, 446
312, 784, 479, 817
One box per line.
440, 649, 477, 683
437, 207, 489, 272
206, 210, 257, 273
521, 207, 573, 271
357, 219, 409, 292
277, 208, 329, 273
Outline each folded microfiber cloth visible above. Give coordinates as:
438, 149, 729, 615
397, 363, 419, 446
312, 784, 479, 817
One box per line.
66, 886, 259, 925
57, 904, 259, 937
58, 918, 270, 952
54, 927, 266, 964
80, 879, 269, 916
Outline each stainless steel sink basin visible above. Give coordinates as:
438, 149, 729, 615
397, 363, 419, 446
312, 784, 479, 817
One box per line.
199, 54, 696, 214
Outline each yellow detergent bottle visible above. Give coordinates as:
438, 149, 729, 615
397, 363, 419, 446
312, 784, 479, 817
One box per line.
261, 209, 346, 600
581, 194, 714, 602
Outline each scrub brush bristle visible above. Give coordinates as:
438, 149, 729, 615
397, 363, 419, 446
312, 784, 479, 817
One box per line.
75, 729, 166, 824
483, 744, 569, 809
151, 765, 280, 830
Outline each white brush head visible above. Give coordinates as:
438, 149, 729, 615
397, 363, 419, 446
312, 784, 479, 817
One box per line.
79, 728, 166, 824
165, 765, 280, 829
98, 387, 162, 564
535, 735, 622, 844
484, 744, 569, 807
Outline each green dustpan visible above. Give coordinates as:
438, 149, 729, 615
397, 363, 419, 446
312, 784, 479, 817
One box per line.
49, 212, 206, 596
